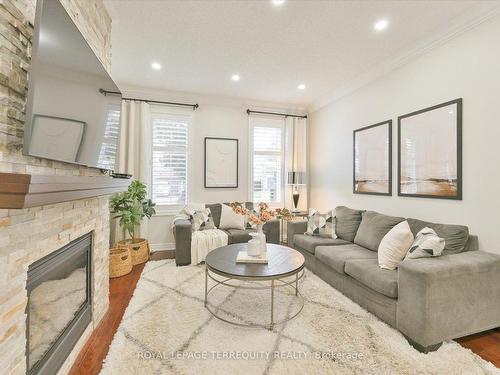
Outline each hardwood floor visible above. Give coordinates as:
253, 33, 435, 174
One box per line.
457, 329, 500, 367
69, 259, 500, 374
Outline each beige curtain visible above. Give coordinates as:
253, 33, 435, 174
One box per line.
111, 100, 152, 244
285, 116, 308, 211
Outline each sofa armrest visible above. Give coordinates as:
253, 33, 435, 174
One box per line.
287, 220, 307, 248
397, 251, 500, 348
173, 219, 192, 266
263, 219, 280, 244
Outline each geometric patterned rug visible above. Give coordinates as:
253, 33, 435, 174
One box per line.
100, 260, 499, 375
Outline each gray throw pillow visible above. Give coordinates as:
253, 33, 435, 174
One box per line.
406, 218, 469, 255
354, 211, 405, 252
405, 227, 445, 259
334, 206, 364, 242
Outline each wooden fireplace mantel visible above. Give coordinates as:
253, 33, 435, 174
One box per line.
0, 173, 131, 209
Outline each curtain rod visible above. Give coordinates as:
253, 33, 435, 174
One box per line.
99, 89, 199, 110
246, 109, 307, 119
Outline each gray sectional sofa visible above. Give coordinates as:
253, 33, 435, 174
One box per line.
287, 206, 500, 352
174, 202, 280, 266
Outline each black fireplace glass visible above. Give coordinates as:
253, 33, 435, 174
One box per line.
26, 233, 92, 375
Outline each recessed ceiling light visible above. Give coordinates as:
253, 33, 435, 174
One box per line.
151, 62, 162, 70
374, 19, 389, 31
297, 83, 306, 90
231, 74, 240, 82
272, 0, 285, 5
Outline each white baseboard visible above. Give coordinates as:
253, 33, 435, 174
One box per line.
150, 242, 175, 252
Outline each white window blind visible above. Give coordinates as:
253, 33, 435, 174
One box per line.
250, 119, 284, 203
151, 109, 190, 206
97, 103, 121, 169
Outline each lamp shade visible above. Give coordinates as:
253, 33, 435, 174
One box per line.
288, 171, 306, 185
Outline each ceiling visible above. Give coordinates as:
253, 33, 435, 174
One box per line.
106, 0, 500, 108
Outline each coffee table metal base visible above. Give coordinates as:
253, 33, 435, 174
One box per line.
204, 266, 305, 330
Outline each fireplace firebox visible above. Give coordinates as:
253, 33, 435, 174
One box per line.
26, 232, 92, 375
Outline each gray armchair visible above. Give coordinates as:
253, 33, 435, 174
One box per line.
173, 202, 280, 266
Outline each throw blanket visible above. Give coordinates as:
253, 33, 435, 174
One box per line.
191, 229, 228, 264
172, 204, 228, 264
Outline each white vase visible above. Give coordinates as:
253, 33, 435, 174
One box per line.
256, 224, 267, 256
247, 239, 261, 256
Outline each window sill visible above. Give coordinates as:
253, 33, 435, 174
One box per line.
154, 210, 179, 217
154, 205, 183, 217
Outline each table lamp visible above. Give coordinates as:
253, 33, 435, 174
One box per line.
287, 171, 306, 212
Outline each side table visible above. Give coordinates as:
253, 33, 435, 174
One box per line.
280, 210, 308, 244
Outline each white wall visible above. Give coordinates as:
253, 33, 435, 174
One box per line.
149, 103, 250, 250
120, 87, 305, 250
309, 14, 500, 254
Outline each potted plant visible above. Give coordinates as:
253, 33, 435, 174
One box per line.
110, 180, 156, 265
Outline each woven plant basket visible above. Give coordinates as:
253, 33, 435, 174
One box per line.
109, 247, 132, 278
117, 238, 150, 265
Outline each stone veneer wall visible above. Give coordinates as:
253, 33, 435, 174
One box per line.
0, 0, 113, 374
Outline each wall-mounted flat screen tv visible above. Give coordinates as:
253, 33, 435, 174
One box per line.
23, 0, 122, 170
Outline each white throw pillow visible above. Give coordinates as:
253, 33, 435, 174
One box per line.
219, 203, 246, 230
378, 221, 414, 270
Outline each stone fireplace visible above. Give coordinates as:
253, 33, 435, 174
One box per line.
0, 0, 113, 373
0, 197, 110, 375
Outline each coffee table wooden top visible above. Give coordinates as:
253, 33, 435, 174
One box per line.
205, 243, 305, 279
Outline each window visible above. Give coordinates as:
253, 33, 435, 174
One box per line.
151, 108, 191, 206
97, 103, 121, 170
250, 118, 285, 204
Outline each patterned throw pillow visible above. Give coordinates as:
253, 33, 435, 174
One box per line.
189, 208, 215, 231
305, 209, 337, 238
405, 227, 445, 259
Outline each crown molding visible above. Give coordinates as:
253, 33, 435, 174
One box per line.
308, 4, 500, 113
103, 0, 120, 25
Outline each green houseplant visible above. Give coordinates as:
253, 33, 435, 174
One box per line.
110, 180, 156, 265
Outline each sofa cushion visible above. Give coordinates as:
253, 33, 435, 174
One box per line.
293, 234, 348, 255
354, 211, 405, 251
226, 229, 255, 244
345, 258, 398, 298
315, 244, 377, 274
406, 218, 469, 254
335, 206, 364, 242
206, 203, 222, 227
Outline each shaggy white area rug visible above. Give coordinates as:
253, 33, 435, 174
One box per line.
101, 260, 499, 375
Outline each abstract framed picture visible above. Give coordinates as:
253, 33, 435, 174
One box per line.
204, 137, 238, 188
398, 98, 462, 200
353, 120, 392, 196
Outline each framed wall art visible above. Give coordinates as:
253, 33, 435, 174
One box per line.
353, 120, 392, 196
398, 98, 462, 200
204, 137, 239, 188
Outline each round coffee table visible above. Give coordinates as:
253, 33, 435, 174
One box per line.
204, 243, 305, 330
